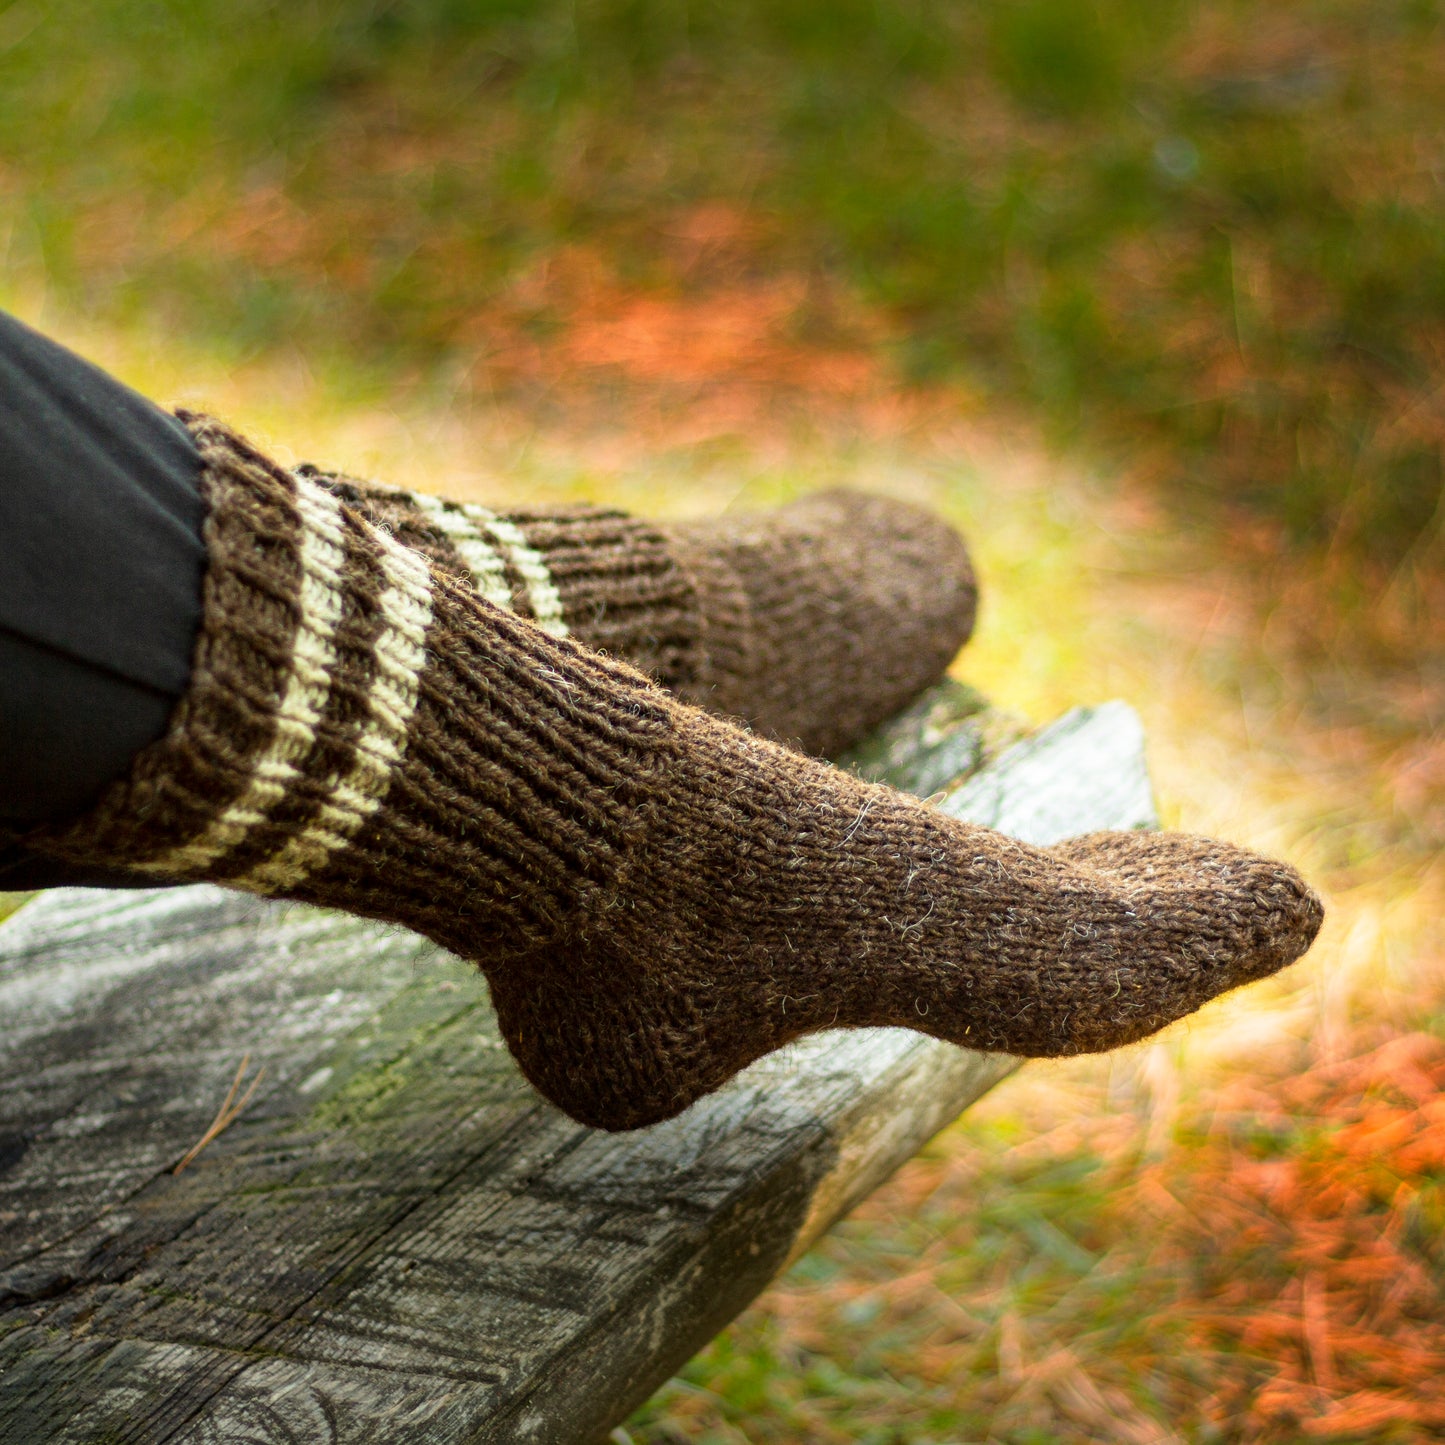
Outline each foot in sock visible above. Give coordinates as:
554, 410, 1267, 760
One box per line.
303, 462, 978, 758
24, 416, 1324, 1130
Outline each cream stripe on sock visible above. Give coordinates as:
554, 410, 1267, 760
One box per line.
460, 504, 569, 637
240, 520, 434, 894
407, 491, 514, 613
149, 478, 349, 876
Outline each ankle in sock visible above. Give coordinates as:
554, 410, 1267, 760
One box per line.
25, 416, 1324, 1130
301, 462, 977, 758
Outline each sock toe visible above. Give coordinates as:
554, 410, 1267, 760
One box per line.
1039, 830, 1326, 1051
664, 490, 978, 756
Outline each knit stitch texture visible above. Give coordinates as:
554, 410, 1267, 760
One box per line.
24, 416, 1325, 1130
303, 466, 977, 757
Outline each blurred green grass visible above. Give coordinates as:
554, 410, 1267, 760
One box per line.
4, 0, 1444, 578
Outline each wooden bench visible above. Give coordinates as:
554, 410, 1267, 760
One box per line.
0, 682, 1156, 1444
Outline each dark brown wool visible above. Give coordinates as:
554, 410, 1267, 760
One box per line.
24, 417, 1324, 1130
303, 466, 978, 757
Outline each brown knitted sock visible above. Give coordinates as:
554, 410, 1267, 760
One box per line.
24, 416, 1323, 1131
303, 466, 976, 757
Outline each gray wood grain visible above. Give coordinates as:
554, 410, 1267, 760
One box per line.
0, 683, 1156, 1444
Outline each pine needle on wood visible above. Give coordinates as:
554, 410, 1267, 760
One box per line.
173, 1053, 265, 1175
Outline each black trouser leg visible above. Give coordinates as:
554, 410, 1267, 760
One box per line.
0, 311, 205, 889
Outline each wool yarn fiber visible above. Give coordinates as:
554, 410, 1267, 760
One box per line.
24, 416, 1323, 1130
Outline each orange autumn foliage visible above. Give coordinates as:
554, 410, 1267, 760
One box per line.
1157, 1031, 1445, 1440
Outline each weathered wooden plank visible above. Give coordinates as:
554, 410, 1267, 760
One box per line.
0, 682, 1156, 1444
